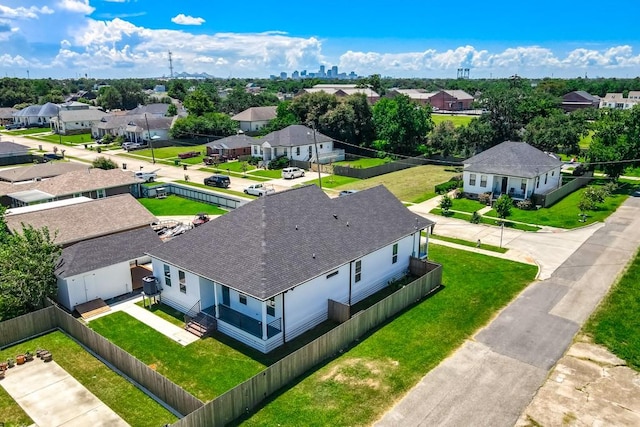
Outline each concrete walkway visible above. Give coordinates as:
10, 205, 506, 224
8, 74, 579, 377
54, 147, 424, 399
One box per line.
375, 195, 640, 427
1, 360, 128, 427
87, 294, 198, 346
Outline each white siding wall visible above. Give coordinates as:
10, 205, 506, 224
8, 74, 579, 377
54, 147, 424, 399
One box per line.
59, 261, 132, 310
284, 263, 350, 341
217, 285, 264, 320
351, 235, 414, 303
151, 259, 200, 312
287, 141, 334, 161
463, 170, 494, 195
534, 167, 562, 194
199, 277, 216, 308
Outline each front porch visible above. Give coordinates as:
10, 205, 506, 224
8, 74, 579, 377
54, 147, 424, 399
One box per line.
202, 305, 282, 339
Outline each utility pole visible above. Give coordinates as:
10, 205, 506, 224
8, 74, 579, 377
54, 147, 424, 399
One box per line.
168, 50, 174, 79
144, 113, 156, 164
310, 124, 322, 189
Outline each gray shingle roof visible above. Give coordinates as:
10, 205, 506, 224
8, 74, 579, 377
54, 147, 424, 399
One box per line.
205, 134, 255, 150
0, 162, 90, 183
56, 226, 162, 278
463, 141, 563, 178
58, 109, 107, 122
0, 141, 29, 156
6, 194, 157, 246
147, 185, 433, 300
257, 125, 332, 147
231, 106, 277, 122
30, 168, 139, 197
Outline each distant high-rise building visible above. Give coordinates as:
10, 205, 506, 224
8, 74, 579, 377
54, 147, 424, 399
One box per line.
319, 65, 326, 77
276, 65, 356, 80
280, 72, 287, 79
292, 70, 300, 79
332, 65, 338, 77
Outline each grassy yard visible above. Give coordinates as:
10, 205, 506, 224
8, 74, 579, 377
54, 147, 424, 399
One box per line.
579, 130, 594, 150
88, 311, 266, 401
2, 127, 51, 135
483, 180, 635, 229
137, 194, 228, 216
0, 330, 177, 427
427, 232, 508, 253
248, 169, 283, 179
237, 245, 537, 426
430, 208, 541, 232
135, 301, 185, 327
333, 157, 391, 168
432, 114, 474, 127
33, 132, 93, 145
302, 174, 361, 189
584, 249, 640, 370
450, 197, 487, 213
208, 161, 254, 173
135, 145, 207, 159
330, 164, 458, 204
174, 180, 256, 199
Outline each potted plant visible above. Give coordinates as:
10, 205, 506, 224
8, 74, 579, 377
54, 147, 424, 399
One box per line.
7, 358, 15, 368
16, 354, 25, 365
25, 351, 34, 362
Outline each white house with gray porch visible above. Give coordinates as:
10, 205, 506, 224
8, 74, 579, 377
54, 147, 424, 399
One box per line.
462, 141, 563, 201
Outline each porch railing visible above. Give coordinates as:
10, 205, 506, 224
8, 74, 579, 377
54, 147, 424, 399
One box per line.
218, 305, 282, 339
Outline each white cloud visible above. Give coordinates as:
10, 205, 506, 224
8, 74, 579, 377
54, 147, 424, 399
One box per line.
0, 4, 54, 19
171, 14, 205, 26
58, 0, 95, 15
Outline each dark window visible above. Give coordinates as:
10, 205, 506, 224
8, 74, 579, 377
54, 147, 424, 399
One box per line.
164, 265, 171, 287
355, 260, 362, 283
326, 271, 339, 279
239, 294, 247, 305
392, 243, 398, 264
222, 286, 230, 305
296, 147, 300, 156
544, 173, 548, 185
179, 270, 186, 293
267, 297, 275, 317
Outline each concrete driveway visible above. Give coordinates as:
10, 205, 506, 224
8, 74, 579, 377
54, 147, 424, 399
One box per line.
376, 196, 640, 427
1, 360, 127, 427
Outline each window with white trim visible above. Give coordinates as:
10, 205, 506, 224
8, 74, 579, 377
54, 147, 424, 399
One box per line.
96, 189, 106, 198
480, 175, 487, 187
392, 243, 398, 264
164, 265, 171, 287
179, 270, 186, 293
469, 174, 476, 186
355, 260, 362, 283
267, 297, 275, 316
239, 294, 247, 305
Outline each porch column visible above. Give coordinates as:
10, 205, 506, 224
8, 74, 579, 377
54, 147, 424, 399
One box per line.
213, 283, 220, 318
261, 302, 268, 340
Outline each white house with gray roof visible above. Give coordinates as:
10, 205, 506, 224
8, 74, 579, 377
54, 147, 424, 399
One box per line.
462, 141, 563, 201
231, 106, 277, 132
252, 124, 345, 165
147, 185, 434, 353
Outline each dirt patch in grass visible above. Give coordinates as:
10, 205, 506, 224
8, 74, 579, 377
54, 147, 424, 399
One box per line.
320, 358, 399, 391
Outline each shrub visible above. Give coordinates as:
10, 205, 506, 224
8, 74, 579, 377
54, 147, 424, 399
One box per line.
516, 199, 534, 210
435, 179, 463, 195
478, 192, 491, 205
268, 155, 290, 170
247, 156, 261, 166
470, 211, 481, 224
439, 195, 453, 213
102, 134, 114, 144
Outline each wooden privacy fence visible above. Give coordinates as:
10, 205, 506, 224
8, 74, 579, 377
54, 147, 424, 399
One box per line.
140, 182, 247, 210
0, 304, 203, 416
172, 261, 442, 427
533, 171, 593, 208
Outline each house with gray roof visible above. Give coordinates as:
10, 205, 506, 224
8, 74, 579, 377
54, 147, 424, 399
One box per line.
0, 161, 89, 183
146, 184, 436, 353
13, 103, 60, 127
204, 134, 254, 158
50, 106, 108, 135
91, 113, 174, 142
252, 124, 345, 165
462, 141, 563, 201
231, 106, 277, 132
562, 91, 600, 112
0, 107, 17, 125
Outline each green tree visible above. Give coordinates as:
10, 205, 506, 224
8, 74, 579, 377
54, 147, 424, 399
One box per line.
92, 156, 118, 170
439, 194, 453, 214
428, 121, 459, 157
457, 117, 495, 156
184, 88, 215, 116
494, 194, 512, 220
168, 80, 188, 101
166, 103, 178, 116
372, 95, 433, 156
0, 224, 61, 321
97, 86, 123, 111
524, 111, 585, 154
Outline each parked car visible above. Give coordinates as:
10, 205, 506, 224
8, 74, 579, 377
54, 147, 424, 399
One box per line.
339, 189, 360, 197
192, 213, 210, 227
204, 174, 231, 188
4, 123, 22, 130
281, 167, 305, 179
244, 183, 276, 196
134, 169, 159, 183
43, 153, 64, 161
122, 141, 147, 151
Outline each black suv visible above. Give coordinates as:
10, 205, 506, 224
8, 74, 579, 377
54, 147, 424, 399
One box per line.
204, 174, 231, 188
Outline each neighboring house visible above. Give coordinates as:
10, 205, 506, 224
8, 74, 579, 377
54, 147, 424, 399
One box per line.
50, 107, 108, 135
0, 107, 17, 125
231, 106, 277, 132
5, 194, 160, 311
204, 135, 254, 158
386, 89, 474, 110
128, 103, 172, 118
599, 92, 640, 110
0, 141, 31, 166
462, 141, 563, 201
92, 114, 174, 142
147, 185, 435, 353
297, 84, 380, 104
12, 102, 60, 127
252, 124, 345, 165
0, 162, 89, 183
5, 168, 140, 207
561, 91, 600, 112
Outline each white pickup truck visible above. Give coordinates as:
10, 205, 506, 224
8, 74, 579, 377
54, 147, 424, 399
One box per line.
134, 169, 159, 183
244, 183, 276, 196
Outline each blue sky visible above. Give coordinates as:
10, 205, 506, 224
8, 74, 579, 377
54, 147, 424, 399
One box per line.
1, 0, 639, 79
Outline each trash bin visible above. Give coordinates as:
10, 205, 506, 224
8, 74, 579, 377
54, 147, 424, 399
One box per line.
84, 144, 88, 149
174, 159, 180, 166
183, 164, 187, 171
122, 163, 127, 170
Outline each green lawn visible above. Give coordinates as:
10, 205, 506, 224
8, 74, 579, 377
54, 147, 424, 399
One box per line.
584, 249, 640, 370
135, 301, 185, 327
579, 130, 594, 150
483, 180, 634, 229
248, 169, 284, 179
331, 164, 458, 204
88, 311, 266, 401
450, 198, 487, 213
427, 232, 508, 253
622, 166, 640, 177
432, 114, 474, 127
301, 174, 361, 189
430, 208, 541, 232
208, 161, 254, 173
238, 245, 537, 426
33, 132, 93, 145
2, 127, 51, 135
135, 145, 207, 159
0, 330, 177, 427
137, 194, 228, 216
174, 180, 256, 199
333, 157, 390, 168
